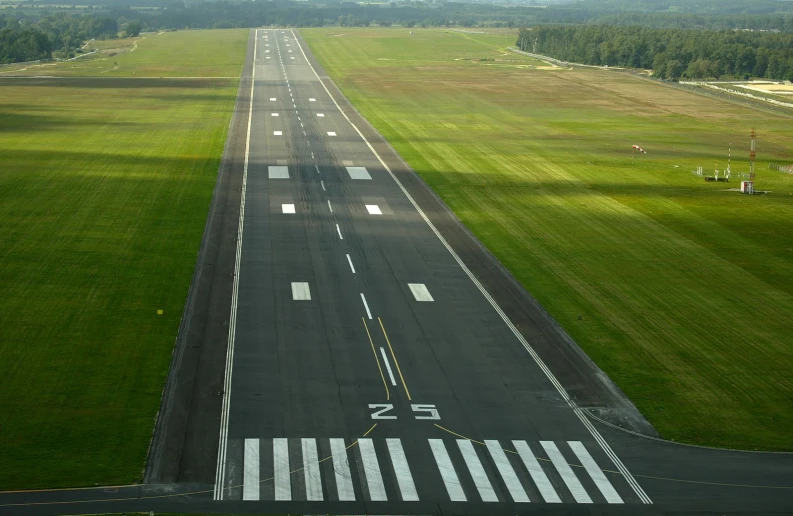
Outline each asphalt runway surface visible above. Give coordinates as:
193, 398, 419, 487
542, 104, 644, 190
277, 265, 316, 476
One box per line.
2, 29, 792, 516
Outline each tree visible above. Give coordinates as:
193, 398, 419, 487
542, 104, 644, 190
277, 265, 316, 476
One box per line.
124, 20, 141, 37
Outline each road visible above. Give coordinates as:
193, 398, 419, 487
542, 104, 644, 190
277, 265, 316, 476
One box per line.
1, 28, 792, 516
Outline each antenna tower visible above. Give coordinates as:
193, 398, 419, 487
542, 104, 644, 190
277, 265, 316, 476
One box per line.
750, 128, 756, 181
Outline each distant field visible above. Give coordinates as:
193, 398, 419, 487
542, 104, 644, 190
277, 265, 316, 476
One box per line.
0, 29, 246, 490
302, 27, 793, 451
0, 29, 248, 77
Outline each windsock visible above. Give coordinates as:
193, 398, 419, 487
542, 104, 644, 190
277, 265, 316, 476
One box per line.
632, 145, 647, 154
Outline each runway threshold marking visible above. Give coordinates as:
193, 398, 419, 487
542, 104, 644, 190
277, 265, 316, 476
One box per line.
378, 317, 411, 400
289, 27, 652, 505
363, 317, 390, 400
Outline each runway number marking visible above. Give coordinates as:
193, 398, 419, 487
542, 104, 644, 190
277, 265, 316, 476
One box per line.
369, 403, 441, 420
369, 403, 397, 420
411, 404, 441, 420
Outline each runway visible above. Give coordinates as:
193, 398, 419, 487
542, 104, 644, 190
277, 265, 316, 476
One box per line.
209, 27, 651, 507
2, 28, 792, 516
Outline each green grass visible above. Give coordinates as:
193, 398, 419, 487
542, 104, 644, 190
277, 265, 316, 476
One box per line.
0, 29, 249, 78
302, 27, 793, 451
0, 29, 246, 490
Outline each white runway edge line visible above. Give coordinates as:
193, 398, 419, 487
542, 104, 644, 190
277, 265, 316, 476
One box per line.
214, 28, 258, 501
291, 28, 652, 505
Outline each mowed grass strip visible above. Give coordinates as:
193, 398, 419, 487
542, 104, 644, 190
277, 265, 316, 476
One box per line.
303, 27, 793, 451
0, 29, 248, 77
0, 32, 245, 490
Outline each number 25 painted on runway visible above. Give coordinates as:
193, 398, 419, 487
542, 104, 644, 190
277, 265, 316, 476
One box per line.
368, 404, 440, 420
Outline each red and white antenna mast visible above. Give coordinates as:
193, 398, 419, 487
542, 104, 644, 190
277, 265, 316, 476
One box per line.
750, 128, 756, 181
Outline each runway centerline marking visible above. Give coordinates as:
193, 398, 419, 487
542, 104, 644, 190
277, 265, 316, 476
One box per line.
320, 180, 325, 191
363, 318, 390, 400
327, 199, 333, 213
327, 131, 336, 136
346, 254, 356, 273
379, 347, 397, 386
336, 224, 343, 240
378, 317, 411, 400
360, 293, 372, 320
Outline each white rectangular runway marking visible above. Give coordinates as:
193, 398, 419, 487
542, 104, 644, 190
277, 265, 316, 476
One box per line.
273, 438, 291, 500
327, 200, 333, 213
569, 441, 623, 503
269, 97, 276, 101
408, 283, 434, 302
457, 440, 497, 502
358, 439, 387, 501
317, 113, 325, 117
273, 131, 282, 136
346, 166, 371, 180
281, 204, 295, 214
387, 438, 419, 501
330, 438, 356, 501
360, 293, 372, 319
265, 49, 270, 53
309, 98, 316, 101
302, 438, 323, 501
266, 56, 270, 59
320, 180, 325, 191
380, 347, 397, 386
513, 440, 561, 503
336, 224, 343, 240
268, 165, 289, 179
291, 282, 311, 301
346, 254, 356, 273
365, 205, 382, 215
327, 131, 336, 136
290, 56, 295, 60
541, 441, 592, 503
271, 112, 279, 117
429, 439, 466, 501
243, 438, 259, 500
485, 440, 529, 502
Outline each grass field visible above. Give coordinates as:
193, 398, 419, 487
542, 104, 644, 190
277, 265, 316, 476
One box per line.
0, 29, 247, 490
0, 29, 248, 78
303, 27, 793, 451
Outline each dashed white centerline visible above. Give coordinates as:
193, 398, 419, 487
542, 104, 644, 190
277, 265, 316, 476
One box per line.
346, 254, 356, 273
360, 293, 372, 320
380, 347, 397, 386
327, 200, 333, 213
336, 224, 343, 240
321, 180, 326, 191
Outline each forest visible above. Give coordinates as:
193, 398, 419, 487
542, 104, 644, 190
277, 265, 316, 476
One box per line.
518, 24, 793, 81
4, 0, 793, 66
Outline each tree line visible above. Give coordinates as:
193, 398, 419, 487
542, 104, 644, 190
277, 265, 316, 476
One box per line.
518, 25, 793, 81
0, 12, 140, 63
